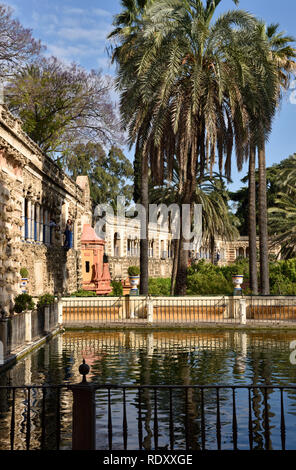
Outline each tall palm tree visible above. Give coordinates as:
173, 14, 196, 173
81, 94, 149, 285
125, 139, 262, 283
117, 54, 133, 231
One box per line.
269, 189, 296, 259
150, 166, 239, 292
254, 23, 296, 294
128, 1, 261, 295
269, 154, 296, 258
108, 0, 156, 295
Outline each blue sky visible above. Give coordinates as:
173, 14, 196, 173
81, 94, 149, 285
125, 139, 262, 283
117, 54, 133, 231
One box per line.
4, 0, 296, 192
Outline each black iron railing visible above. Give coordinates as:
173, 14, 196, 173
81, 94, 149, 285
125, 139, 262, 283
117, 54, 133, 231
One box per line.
0, 381, 296, 450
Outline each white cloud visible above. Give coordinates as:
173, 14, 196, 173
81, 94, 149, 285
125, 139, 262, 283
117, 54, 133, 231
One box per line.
93, 8, 111, 17
64, 7, 85, 15
57, 26, 110, 43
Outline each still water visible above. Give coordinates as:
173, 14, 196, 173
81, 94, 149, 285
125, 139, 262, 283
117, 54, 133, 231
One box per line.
1, 329, 296, 450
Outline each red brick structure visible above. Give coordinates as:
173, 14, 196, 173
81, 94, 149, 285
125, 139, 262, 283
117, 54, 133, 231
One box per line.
81, 224, 112, 295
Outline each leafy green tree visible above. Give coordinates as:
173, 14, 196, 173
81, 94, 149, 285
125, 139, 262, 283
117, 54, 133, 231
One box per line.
66, 142, 134, 209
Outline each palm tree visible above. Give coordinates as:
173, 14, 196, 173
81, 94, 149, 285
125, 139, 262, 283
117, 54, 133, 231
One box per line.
126, 1, 260, 295
269, 189, 296, 259
254, 23, 296, 294
269, 154, 296, 258
150, 167, 239, 292
108, 0, 157, 295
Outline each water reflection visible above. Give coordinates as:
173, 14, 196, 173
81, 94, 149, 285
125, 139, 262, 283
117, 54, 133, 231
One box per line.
0, 329, 296, 450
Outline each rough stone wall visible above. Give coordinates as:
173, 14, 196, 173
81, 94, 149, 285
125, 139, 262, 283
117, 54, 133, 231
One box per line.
0, 147, 24, 315
0, 104, 91, 313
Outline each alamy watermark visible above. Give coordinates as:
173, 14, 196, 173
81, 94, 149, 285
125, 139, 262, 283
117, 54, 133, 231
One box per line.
94, 197, 203, 252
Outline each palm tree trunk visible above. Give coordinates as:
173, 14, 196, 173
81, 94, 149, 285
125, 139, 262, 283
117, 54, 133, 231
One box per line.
140, 152, 149, 295
175, 189, 192, 296
258, 142, 270, 295
170, 238, 180, 295
248, 145, 258, 294
210, 234, 215, 264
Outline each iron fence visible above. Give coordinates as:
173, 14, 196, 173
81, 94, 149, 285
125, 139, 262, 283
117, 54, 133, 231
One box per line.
0, 382, 296, 450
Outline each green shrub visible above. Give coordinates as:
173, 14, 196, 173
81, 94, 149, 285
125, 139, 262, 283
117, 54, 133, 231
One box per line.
37, 293, 55, 309
14, 294, 35, 313
187, 271, 233, 296
128, 266, 140, 276
71, 290, 97, 297
148, 278, 171, 296
20, 267, 28, 278
110, 280, 123, 296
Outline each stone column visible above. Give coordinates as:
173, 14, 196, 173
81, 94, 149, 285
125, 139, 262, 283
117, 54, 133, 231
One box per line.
240, 298, 247, 325
21, 198, 25, 239
57, 299, 63, 325
147, 297, 154, 322
44, 209, 48, 244
31, 201, 35, 241
40, 207, 43, 243
27, 199, 32, 240
25, 310, 32, 342
36, 204, 40, 242
70, 383, 96, 450
44, 306, 50, 333
0, 318, 8, 364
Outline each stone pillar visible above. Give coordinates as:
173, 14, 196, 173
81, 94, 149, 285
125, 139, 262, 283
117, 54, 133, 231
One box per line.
44, 209, 49, 244
27, 199, 32, 240
21, 198, 25, 239
0, 318, 8, 364
44, 306, 50, 333
31, 202, 35, 241
40, 207, 44, 243
25, 310, 32, 342
36, 204, 40, 242
240, 298, 247, 325
130, 296, 135, 319
147, 297, 154, 322
58, 299, 63, 325
71, 384, 96, 450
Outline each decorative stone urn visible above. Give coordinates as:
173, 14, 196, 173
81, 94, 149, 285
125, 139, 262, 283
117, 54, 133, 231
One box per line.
129, 276, 140, 288
20, 278, 28, 294
232, 275, 244, 295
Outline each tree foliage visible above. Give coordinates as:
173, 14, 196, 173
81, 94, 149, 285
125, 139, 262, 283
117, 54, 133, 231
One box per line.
5, 56, 122, 155
66, 142, 134, 209
0, 4, 41, 78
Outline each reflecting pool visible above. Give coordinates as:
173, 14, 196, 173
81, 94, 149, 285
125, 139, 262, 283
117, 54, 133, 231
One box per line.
0, 329, 296, 450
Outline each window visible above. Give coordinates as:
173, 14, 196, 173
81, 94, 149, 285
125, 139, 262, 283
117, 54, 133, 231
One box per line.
85, 261, 90, 273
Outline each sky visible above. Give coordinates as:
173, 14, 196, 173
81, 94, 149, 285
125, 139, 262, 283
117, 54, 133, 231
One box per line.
4, 0, 296, 192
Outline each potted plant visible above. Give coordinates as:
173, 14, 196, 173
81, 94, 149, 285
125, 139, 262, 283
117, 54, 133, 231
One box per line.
14, 294, 35, 314
20, 267, 29, 293
128, 266, 140, 289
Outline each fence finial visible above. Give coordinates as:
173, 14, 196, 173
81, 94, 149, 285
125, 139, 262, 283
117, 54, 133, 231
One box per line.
79, 358, 90, 383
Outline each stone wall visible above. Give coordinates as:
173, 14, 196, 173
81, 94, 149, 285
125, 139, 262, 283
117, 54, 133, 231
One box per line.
108, 256, 173, 280
0, 104, 91, 314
